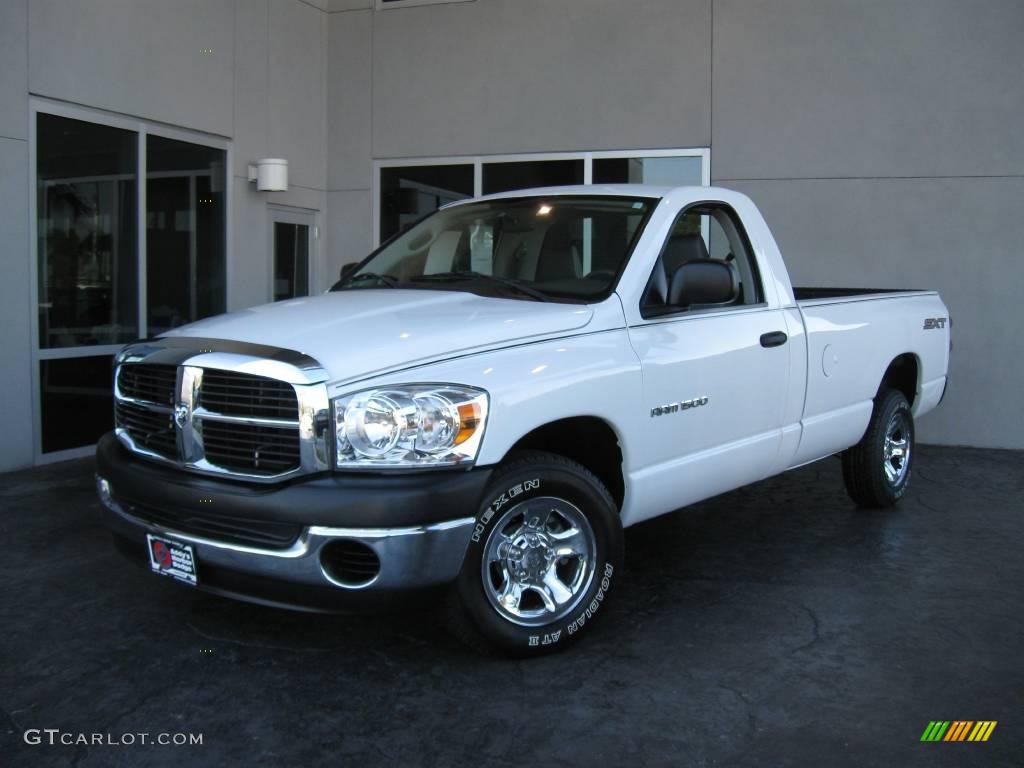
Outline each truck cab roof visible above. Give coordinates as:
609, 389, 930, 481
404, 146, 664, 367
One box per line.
451, 183, 735, 205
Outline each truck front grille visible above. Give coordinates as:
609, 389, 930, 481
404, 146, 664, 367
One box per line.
115, 363, 304, 479
198, 370, 298, 419
114, 400, 177, 460
202, 421, 301, 475
118, 363, 178, 406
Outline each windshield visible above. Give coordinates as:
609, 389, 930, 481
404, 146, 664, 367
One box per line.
333, 195, 656, 302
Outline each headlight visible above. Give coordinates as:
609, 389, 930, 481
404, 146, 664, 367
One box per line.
332, 385, 488, 469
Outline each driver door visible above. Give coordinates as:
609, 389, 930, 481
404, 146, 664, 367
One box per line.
624, 202, 790, 524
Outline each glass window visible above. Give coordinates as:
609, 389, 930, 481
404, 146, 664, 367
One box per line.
35, 111, 229, 454
36, 114, 138, 348
339, 195, 654, 303
39, 356, 115, 453
592, 156, 703, 186
481, 159, 584, 196
273, 222, 310, 301
146, 135, 226, 336
380, 164, 474, 243
641, 203, 764, 316
377, 154, 708, 248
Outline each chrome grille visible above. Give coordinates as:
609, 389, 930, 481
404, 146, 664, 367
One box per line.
114, 400, 177, 459
118, 363, 177, 406
198, 370, 297, 419
113, 356, 326, 481
202, 420, 301, 475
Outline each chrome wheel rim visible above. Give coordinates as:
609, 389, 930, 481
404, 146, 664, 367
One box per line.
883, 412, 911, 486
481, 496, 597, 627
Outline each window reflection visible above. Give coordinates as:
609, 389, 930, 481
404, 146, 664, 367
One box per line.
146, 135, 226, 335
481, 159, 583, 195
39, 356, 115, 453
35, 114, 228, 454
378, 156, 705, 247
592, 156, 702, 186
273, 223, 310, 301
380, 164, 473, 243
36, 114, 138, 348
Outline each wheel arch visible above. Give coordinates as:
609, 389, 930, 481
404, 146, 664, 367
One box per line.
879, 353, 920, 407
502, 416, 625, 510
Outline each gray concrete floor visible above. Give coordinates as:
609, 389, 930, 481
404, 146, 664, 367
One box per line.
1, 446, 1021, 767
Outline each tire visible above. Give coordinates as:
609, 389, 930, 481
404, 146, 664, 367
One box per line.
842, 388, 915, 508
446, 451, 623, 656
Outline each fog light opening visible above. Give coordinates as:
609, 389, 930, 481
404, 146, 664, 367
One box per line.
320, 539, 381, 588
96, 475, 112, 505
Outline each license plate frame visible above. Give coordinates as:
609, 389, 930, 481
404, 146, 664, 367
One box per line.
146, 534, 198, 587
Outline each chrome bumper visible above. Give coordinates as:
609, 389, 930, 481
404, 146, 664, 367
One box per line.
97, 476, 475, 594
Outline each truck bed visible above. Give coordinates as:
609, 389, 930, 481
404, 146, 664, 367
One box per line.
794, 287, 933, 305
786, 287, 949, 469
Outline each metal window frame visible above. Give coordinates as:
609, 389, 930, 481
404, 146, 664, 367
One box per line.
28, 97, 232, 464
372, 147, 710, 247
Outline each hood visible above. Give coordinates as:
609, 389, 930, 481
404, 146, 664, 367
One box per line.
161, 289, 594, 383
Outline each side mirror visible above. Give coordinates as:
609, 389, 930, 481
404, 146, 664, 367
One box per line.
668, 259, 738, 307
339, 262, 359, 280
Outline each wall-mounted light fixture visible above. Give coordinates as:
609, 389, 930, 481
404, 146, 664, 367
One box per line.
247, 158, 288, 191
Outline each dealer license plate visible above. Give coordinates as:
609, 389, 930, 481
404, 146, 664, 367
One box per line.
146, 534, 198, 586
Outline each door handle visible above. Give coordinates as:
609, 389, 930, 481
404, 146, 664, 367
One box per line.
760, 331, 788, 348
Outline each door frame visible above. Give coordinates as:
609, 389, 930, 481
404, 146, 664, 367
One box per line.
267, 204, 318, 302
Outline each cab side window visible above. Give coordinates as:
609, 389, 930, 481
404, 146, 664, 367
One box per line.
641, 203, 764, 317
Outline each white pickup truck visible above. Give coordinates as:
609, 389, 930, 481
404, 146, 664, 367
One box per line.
96, 185, 950, 655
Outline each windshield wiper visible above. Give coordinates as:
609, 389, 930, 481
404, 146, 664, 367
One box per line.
333, 272, 399, 290
412, 271, 549, 302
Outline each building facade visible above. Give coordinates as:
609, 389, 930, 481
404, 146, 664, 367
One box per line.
1, 0, 1022, 471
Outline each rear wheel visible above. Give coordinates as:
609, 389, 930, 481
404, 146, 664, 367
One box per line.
842, 388, 915, 508
446, 451, 623, 656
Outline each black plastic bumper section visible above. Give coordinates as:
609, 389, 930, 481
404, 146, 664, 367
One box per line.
96, 432, 492, 531
95, 432, 493, 612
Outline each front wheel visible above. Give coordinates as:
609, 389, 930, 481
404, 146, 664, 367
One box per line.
842, 388, 915, 508
446, 451, 623, 656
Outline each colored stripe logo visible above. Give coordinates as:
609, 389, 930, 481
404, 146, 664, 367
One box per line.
920, 721, 997, 742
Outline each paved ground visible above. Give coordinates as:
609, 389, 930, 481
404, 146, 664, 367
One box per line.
1, 446, 1021, 767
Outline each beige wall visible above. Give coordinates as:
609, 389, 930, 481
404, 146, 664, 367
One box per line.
1, 0, 1021, 471
711, 0, 1024, 448
323, 0, 1024, 449
0, 0, 330, 470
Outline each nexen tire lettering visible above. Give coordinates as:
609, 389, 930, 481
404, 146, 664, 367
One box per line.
471, 478, 541, 543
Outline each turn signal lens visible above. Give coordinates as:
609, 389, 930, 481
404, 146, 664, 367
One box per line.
455, 402, 482, 446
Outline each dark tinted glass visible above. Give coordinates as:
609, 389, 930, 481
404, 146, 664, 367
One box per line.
146, 135, 226, 335
36, 114, 138, 348
481, 159, 584, 195
273, 223, 310, 301
380, 164, 474, 243
642, 204, 764, 316
592, 156, 702, 186
39, 356, 114, 453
